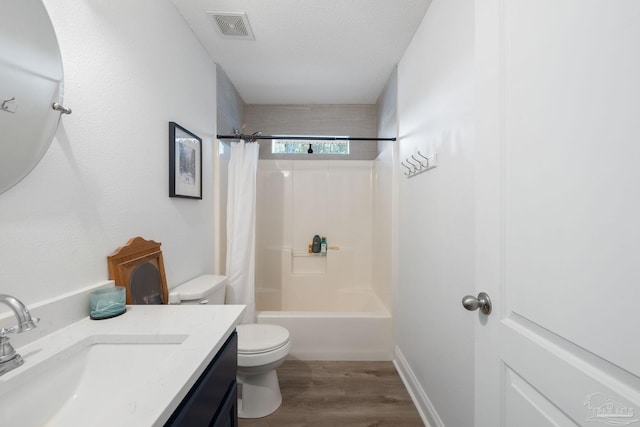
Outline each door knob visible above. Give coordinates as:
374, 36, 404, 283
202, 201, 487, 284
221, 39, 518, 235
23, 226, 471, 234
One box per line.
462, 292, 492, 315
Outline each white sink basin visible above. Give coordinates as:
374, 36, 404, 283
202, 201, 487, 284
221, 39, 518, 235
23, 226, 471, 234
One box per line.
0, 334, 186, 427
0, 304, 245, 427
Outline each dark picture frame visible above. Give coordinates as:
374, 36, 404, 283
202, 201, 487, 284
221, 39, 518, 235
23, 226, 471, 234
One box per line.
169, 122, 202, 199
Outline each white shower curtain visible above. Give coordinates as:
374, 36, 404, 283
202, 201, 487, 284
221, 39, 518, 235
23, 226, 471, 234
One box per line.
225, 141, 259, 323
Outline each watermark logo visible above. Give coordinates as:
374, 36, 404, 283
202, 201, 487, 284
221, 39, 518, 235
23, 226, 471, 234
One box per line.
585, 393, 639, 426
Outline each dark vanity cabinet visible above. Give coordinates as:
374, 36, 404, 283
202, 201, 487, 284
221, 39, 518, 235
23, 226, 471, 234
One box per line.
165, 331, 238, 427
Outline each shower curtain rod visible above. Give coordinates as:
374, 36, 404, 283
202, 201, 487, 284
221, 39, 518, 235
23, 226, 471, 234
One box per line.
216, 134, 396, 142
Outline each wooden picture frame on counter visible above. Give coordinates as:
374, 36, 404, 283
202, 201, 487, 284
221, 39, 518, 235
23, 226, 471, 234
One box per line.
107, 236, 169, 305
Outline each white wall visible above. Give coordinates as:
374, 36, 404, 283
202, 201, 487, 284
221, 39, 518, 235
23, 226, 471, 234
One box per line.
395, 0, 475, 425
0, 0, 217, 311
374, 68, 398, 311
245, 104, 379, 160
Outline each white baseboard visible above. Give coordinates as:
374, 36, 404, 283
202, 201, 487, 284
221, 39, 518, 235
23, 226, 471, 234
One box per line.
393, 346, 445, 427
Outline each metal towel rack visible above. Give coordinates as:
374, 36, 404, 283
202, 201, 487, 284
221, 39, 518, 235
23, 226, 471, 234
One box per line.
1, 98, 72, 115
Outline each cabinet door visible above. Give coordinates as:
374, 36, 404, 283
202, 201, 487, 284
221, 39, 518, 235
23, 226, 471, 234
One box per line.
166, 332, 237, 427
210, 383, 237, 427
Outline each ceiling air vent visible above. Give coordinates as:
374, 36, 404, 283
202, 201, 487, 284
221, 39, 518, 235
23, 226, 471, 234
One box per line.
210, 12, 255, 40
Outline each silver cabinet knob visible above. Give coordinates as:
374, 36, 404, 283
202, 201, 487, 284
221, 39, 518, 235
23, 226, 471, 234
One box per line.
462, 292, 492, 315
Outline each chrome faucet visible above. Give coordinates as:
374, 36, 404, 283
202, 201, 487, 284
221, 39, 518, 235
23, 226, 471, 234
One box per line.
0, 294, 38, 376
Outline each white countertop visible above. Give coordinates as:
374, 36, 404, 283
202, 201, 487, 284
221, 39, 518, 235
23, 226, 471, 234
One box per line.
0, 304, 246, 427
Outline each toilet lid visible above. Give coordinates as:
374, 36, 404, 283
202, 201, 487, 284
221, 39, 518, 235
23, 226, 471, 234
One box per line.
174, 275, 227, 301
236, 324, 290, 354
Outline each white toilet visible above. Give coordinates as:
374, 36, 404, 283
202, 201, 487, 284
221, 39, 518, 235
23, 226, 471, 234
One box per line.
172, 275, 291, 419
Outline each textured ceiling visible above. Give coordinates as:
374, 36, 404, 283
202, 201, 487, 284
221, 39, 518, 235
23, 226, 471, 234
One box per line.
171, 0, 430, 104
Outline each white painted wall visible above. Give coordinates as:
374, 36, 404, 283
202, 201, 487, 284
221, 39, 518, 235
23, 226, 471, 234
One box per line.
395, 0, 475, 425
244, 104, 379, 160
374, 68, 398, 311
0, 0, 217, 312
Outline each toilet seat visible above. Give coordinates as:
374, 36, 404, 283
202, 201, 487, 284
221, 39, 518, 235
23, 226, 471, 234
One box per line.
237, 324, 290, 353
236, 324, 290, 367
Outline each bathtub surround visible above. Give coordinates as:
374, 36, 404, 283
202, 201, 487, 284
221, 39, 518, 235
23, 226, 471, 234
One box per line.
226, 142, 260, 323
256, 160, 376, 297
254, 159, 394, 360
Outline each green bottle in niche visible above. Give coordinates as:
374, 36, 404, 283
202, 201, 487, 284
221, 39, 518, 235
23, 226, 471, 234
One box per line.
320, 237, 327, 255
312, 235, 321, 253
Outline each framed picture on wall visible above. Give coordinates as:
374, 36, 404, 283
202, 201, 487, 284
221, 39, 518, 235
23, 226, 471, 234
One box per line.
169, 121, 202, 199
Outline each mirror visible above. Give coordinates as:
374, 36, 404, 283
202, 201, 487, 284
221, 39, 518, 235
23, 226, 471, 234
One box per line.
0, 0, 65, 194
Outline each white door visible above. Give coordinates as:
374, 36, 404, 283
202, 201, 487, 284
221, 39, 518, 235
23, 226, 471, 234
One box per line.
473, 1, 640, 426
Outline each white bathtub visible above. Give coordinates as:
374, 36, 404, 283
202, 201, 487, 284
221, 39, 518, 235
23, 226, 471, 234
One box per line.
255, 288, 394, 361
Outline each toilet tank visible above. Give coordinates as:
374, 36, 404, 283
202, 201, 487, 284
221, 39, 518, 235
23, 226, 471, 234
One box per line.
172, 274, 228, 305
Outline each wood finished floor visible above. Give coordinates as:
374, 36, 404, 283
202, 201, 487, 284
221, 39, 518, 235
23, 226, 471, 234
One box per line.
238, 360, 424, 427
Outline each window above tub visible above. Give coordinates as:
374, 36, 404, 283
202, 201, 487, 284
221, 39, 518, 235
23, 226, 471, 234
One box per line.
271, 136, 349, 155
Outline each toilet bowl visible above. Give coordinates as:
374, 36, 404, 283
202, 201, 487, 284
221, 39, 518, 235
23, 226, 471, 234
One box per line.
236, 323, 291, 418
172, 275, 291, 419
